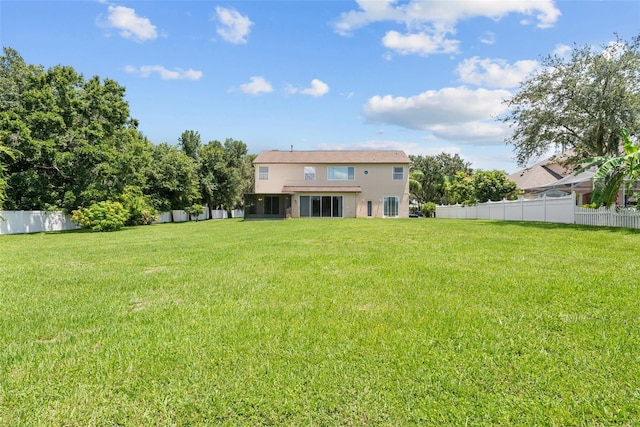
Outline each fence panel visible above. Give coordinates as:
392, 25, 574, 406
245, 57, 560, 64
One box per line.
546, 197, 576, 224
2, 206, 242, 235
436, 194, 575, 224
612, 208, 640, 229
437, 196, 640, 230
574, 206, 640, 229
0, 211, 79, 235
574, 206, 611, 227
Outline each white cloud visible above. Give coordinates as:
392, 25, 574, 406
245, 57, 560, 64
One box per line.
333, 0, 560, 56
382, 30, 459, 56
333, 0, 403, 36
286, 79, 330, 97
104, 5, 157, 42
125, 65, 203, 80
363, 86, 512, 144
334, 0, 561, 34
552, 44, 572, 57
426, 121, 511, 143
215, 6, 253, 44
364, 86, 511, 127
456, 57, 538, 88
239, 76, 273, 95
480, 31, 496, 45
303, 79, 330, 97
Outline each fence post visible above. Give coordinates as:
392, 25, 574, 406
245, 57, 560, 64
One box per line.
610, 205, 616, 227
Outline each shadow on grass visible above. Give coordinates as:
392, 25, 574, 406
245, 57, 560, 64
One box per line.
461, 218, 640, 234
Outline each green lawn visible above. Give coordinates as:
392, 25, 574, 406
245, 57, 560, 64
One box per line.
1, 218, 639, 426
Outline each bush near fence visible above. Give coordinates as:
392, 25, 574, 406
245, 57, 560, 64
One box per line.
1, 207, 245, 235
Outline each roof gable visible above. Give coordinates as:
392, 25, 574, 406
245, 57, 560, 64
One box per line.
508, 155, 573, 190
254, 150, 410, 165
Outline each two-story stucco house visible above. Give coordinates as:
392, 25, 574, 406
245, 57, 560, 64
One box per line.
244, 150, 410, 219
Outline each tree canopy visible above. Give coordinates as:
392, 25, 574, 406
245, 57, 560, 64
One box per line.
409, 153, 472, 204
0, 48, 252, 217
502, 35, 640, 167
444, 170, 518, 205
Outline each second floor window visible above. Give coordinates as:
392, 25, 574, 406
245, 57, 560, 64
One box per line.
392, 166, 404, 180
259, 166, 269, 180
304, 166, 316, 181
328, 166, 355, 180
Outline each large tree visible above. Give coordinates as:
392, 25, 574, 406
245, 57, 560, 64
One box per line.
0, 143, 16, 208
472, 170, 518, 203
0, 48, 150, 210
410, 153, 472, 204
178, 130, 201, 160
198, 138, 248, 213
146, 142, 200, 212
502, 35, 640, 167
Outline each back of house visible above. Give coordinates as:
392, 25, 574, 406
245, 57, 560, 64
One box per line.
245, 150, 410, 219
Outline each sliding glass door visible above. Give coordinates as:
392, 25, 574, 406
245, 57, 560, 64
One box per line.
299, 196, 343, 217
383, 196, 399, 217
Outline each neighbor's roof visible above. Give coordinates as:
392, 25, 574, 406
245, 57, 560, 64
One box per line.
254, 150, 410, 165
539, 169, 595, 189
508, 156, 571, 190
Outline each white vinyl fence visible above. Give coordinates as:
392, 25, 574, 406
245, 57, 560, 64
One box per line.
437, 194, 575, 224
574, 206, 640, 228
436, 193, 640, 230
0, 210, 80, 235
153, 208, 244, 223
1, 207, 245, 235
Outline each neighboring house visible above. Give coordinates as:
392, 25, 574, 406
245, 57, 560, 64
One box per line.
507, 154, 594, 204
245, 150, 410, 219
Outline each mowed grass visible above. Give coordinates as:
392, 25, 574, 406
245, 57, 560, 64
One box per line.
1, 218, 639, 426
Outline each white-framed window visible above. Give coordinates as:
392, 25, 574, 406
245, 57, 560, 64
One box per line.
328, 166, 355, 180
383, 196, 399, 217
392, 166, 404, 180
258, 166, 269, 180
304, 166, 316, 181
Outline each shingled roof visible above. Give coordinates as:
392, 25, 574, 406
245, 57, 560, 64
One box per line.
254, 150, 410, 164
508, 156, 571, 190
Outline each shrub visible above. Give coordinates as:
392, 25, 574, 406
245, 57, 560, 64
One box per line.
185, 204, 205, 221
581, 203, 600, 209
118, 186, 158, 226
72, 201, 129, 232
421, 202, 437, 217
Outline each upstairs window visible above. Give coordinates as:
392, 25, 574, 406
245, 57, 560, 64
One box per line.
304, 166, 316, 181
328, 166, 355, 180
392, 166, 404, 180
258, 166, 269, 180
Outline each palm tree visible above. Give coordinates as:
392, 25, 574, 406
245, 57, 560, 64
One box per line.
578, 129, 640, 206
409, 170, 424, 203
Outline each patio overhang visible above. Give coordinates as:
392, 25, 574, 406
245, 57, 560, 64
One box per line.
281, 185, 362, 193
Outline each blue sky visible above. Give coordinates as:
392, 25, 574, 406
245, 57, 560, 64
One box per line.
1, 1, 639, 173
